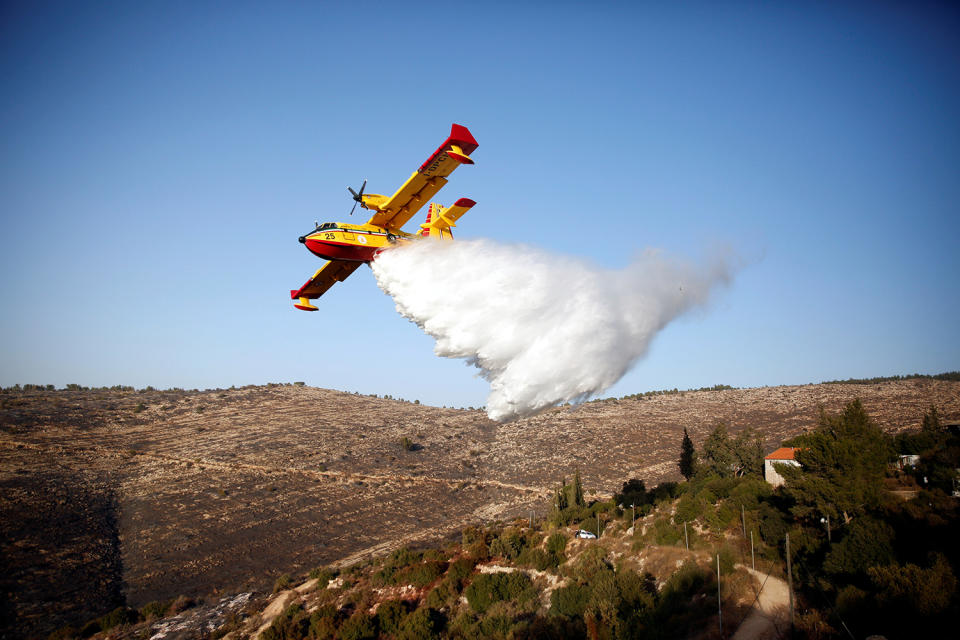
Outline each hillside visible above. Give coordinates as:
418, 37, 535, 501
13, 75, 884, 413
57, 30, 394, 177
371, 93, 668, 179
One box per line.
1, 378, 958, 637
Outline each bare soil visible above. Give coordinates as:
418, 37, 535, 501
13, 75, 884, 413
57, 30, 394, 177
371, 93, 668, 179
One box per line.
1, 379, 957, 638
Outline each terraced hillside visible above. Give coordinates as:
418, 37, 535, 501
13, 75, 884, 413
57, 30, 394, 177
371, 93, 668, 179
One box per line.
1, 378, 958, 637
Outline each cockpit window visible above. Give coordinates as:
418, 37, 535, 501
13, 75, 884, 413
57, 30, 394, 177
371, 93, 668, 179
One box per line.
317, 222, 338, 231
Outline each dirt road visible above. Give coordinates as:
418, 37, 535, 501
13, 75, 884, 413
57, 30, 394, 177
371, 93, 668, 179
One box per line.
731, 567, 790, 640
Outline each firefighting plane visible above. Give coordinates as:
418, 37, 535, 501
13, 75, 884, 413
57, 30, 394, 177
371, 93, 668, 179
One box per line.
289, 124, 479, 310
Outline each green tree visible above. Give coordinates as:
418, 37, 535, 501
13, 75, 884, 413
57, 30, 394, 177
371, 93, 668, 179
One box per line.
678, 428, 696, 480
338, 613, 377, 640
823, 516, 895, 578
701, 422, 736, 477
869, 554, 957, 616
398, 607, 445, 640
922, 404, 943, 433
614, 479, 647, 508
571, 468, 585, 508
555, 477, 569, 511
732, 427, 765, 477
781, 400, 894, 524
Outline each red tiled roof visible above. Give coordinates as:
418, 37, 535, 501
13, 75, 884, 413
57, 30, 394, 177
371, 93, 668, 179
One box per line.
765, 447, 799, 460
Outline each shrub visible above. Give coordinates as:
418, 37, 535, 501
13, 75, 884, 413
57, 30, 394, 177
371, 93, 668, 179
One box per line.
758, 502, 788, 546
447, 557, 475, 584
569, 546, 613, 583
650, 517, 682, 546
550, 582, 591, 618
309, 566, 336, 587
718, 545, 736, 575
425, 582, 452, 609
487, 535, 510, 560
662, 560, 707, 602
489, 533, 522, 560
273, 573, 293, 592
824, 517, 896, 578
405, 560, 445, 587
467, 539, 489, 562
261, 604, 308, 640
518, 547, 554, 571
869, 553, 958, 616
616, 569, 656, 613
338, 612, 377, 640
461, 526, 483, 546
46, 626, 78, 640
98, 606, 138, 630
478, 602, 519, 638
139, 600, 167, 620
308, 605, 338, 640
166, 595, 194, 615
465, 572, 536, 613
674, 493, 703, 525
648, 481, 679, 503
389, 546, 421, 568
546, 532, 567, 556
374, 547, 423, 585
834, 583, 869, 617
398, 606, 445, 640
376, 600, 409, 635
729, 477, 771, 510
614, 478, 648, 508
401, 436, 415, 451
706, 501, 738, 533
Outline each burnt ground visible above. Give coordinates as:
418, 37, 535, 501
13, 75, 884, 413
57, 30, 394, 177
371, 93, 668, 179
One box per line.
0, 448, 123, 637
1, 379, 958, 638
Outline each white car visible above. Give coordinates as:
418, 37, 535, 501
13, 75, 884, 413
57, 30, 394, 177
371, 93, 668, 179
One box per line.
575, 529, 597, 539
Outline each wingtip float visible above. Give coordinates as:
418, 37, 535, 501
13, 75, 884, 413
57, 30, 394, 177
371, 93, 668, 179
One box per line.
289, 124, 479, 311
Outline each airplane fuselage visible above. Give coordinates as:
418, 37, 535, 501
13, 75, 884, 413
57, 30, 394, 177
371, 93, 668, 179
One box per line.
298, 222, 414, 262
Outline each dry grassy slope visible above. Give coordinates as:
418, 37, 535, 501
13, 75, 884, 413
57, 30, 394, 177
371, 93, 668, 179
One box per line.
492, 378, 960, 491
1, 379, 958, 638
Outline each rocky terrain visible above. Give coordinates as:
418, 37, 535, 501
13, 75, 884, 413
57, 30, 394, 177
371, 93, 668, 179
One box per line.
1, 378, 958, 637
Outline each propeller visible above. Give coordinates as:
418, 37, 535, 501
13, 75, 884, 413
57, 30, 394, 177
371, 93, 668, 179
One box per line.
347, 179, 367, 216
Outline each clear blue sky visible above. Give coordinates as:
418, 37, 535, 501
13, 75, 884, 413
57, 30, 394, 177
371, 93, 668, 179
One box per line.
2, 1, 958, 408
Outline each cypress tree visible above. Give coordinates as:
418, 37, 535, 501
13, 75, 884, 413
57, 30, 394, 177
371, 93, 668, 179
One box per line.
922, 405, 943, 432
678, 428, 696, 480
572, 468, 585, 507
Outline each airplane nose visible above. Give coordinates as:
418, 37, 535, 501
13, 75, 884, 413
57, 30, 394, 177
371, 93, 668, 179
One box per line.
298, 236, 306, 243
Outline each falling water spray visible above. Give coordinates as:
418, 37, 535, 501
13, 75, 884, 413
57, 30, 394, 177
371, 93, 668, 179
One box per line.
372, 238, 734, 421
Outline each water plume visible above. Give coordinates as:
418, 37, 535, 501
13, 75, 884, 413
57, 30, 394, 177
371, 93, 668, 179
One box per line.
371, 239, 734, 422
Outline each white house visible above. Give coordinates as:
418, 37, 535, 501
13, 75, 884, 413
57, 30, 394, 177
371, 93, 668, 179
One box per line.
897, 454, 921, 470
764, 447, 801, 487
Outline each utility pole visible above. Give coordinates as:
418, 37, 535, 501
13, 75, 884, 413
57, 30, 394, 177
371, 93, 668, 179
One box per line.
741, 504, 746, 537
826, 514, 831, 543
597, 513, 601, 538
786, 533, 795, 632
684, 521, 689, 550
717, 553, 722, 637
529, 510, 534, 529
631, 503, 635, 530
750, 530, 755, 571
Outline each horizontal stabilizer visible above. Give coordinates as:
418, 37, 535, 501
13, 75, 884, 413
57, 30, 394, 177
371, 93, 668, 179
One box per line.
420, 198, 476, 236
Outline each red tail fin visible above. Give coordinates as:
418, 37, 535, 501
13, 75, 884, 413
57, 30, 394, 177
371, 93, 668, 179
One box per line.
420, 204, 434, 237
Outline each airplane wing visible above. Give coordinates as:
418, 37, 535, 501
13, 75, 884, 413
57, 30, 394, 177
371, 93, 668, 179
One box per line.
289, 260, 362, 311
367, 124, 478, 231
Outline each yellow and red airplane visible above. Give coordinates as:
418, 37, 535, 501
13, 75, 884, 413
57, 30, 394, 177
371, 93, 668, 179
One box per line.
290, 124, 479, 311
